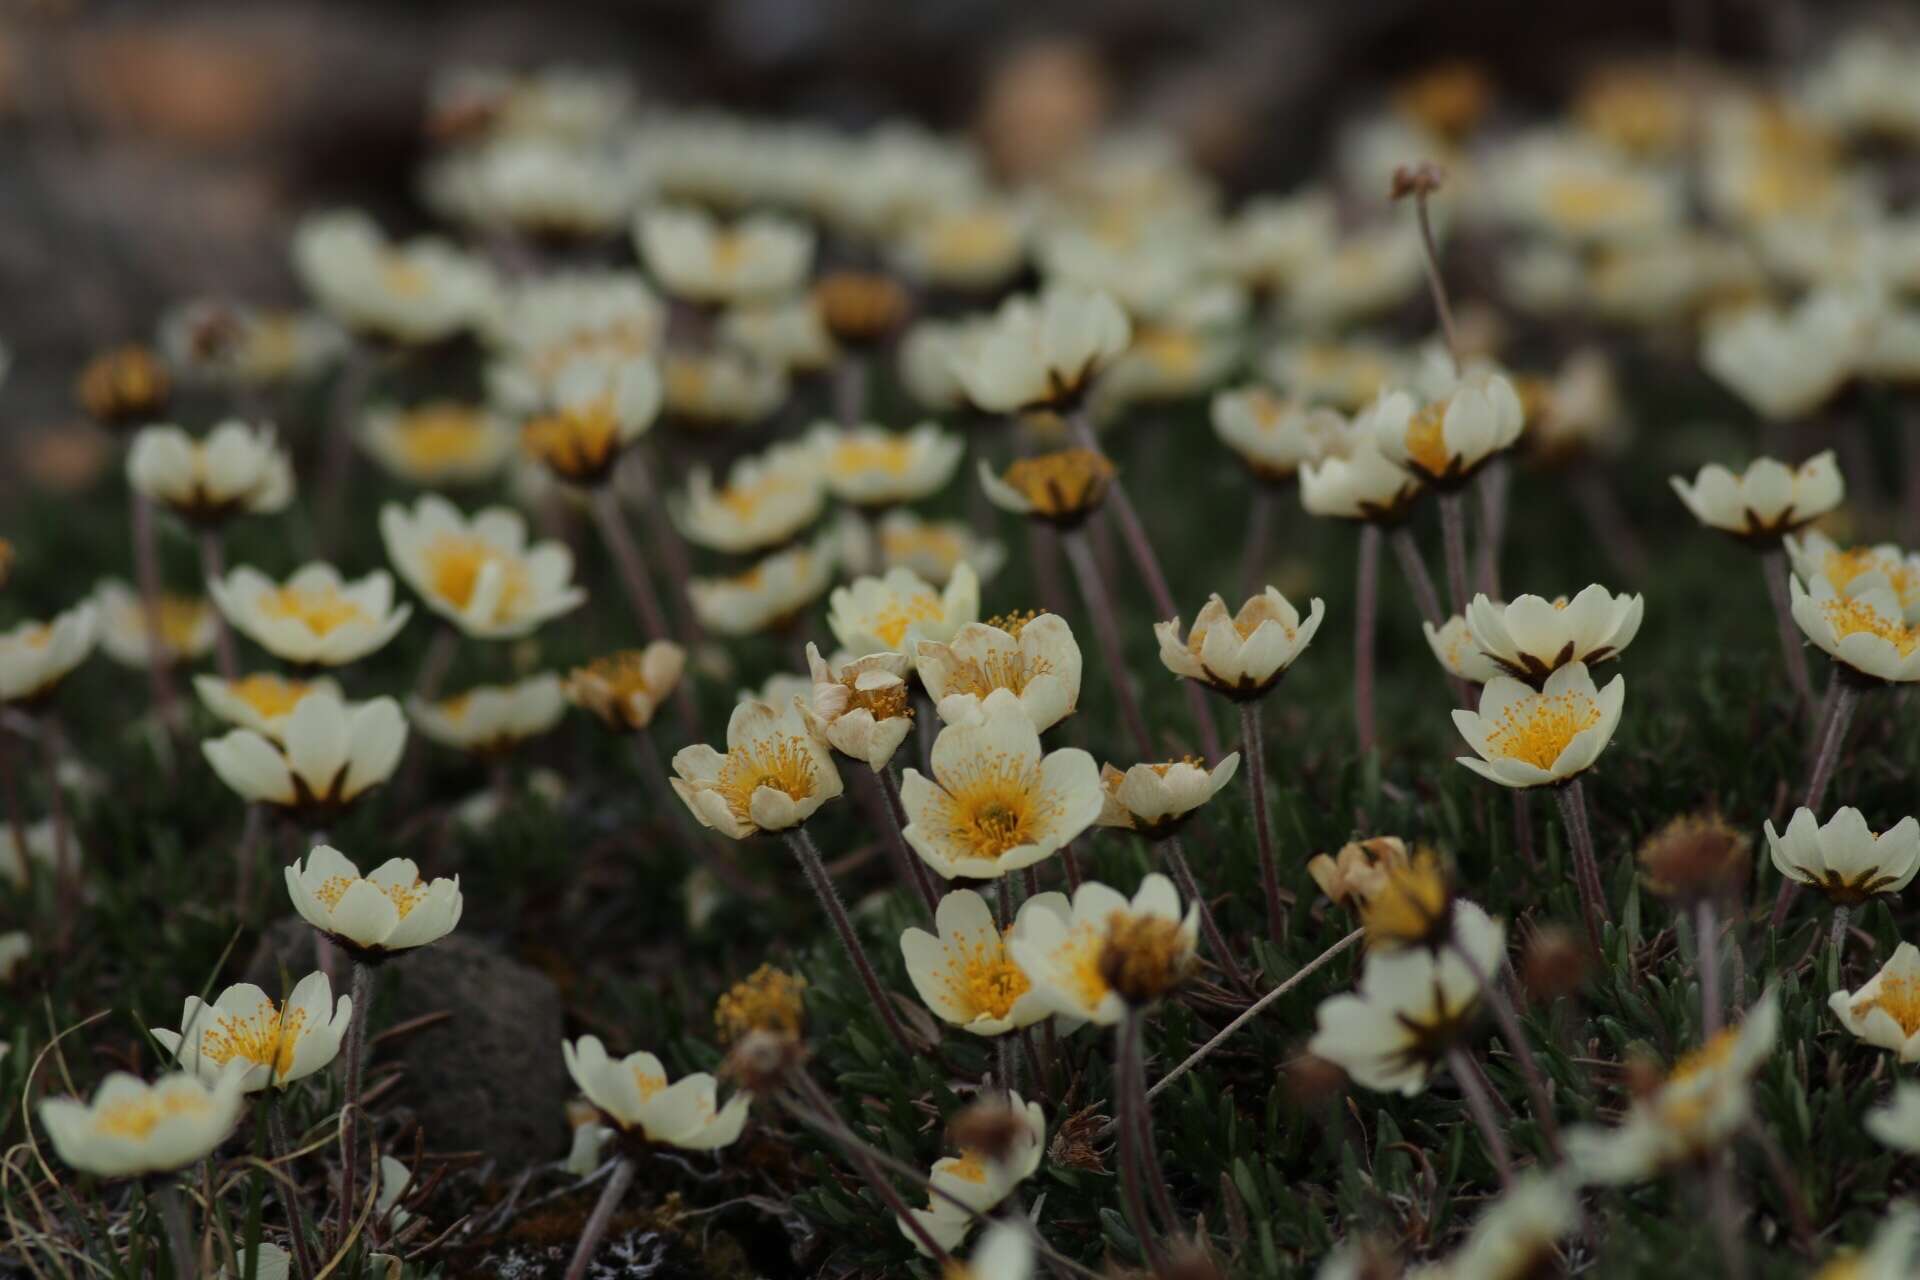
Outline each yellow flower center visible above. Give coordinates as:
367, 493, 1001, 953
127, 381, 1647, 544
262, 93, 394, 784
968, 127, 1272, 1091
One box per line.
1404, 401, 1454, 477
711, 231, 750, 273
714, 964, 808, 1043
577, 651, 657, 700
936, 760, 1059, 861
19, 624, 53, 650
830, 438, 919, 478
1484, 690, 1603, 769
881, 523, 964, 570
258, 584, 369, 636
632, 1066, 667, 1100
866, 591, 944, 649
200, 1000, 308, 1078
1667, 1027, 1739, 1085
93, 1089, 214, 1140
379, 253, 431, 298
1854, 974, 1920, 1037
1822, 596, 1920, 656
713, 736, 818, 822
1057, 922, 1111, 1013
1545, 175, 1644, 227
1002, 449, 1115, 516
314, 874, 429, 919
155, 596, 209, 650
393, 403, 495, 468
522, 402, 622, 478
232, 673, 316, 721
423, 535, 529, 615
841, 673, 912, 720
927, 212, 1015, 266
946, 649, 1049, 698
944, 1150, 990, 1184
715, 474, 799, 519
942, 933, 1031, 1021
1134, 327, 1200, 378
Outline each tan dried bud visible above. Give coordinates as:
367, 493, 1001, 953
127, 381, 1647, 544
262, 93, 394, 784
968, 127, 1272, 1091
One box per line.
1521, 925, 1589, 1004
0, 538, 12, 589
1390, 161, 1447, 202
1636, 811, 1751, 902
1621, 1052, 1664, 1101
1285, 1052, 1348, 1108
1163, 1244, 1226, 1280
948, 1097, 1028, 1166
1046, 1103, 1109, 1172
1098, 911, 1195, 1006
76, 345, 170, 428
722, 1028, 806, 1093
813, 272, 909, 348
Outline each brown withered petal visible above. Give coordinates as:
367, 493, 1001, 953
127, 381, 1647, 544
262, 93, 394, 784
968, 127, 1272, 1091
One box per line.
1636, 811, 1751, 901
948, 1097, 1029, 1167
1521, 925, 1590, 1004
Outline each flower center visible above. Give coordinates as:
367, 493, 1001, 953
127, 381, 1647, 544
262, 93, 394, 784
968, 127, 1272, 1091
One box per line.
522, 402, 622, 477
866, 591, 944, 649
93, 1090, 214, 1140
1003, 449, 1114, 515
201, 999, 308, 1078
632, 1066, 667, 1101
1667, 1027, 1739, 1084
1855, 974, 1920, 1037
423, 535, 529, 614
716, 475, 797, 518
947, 649, 1048, 698
1822, 597, 1920, 656
714, 736, 818, 821
379, 253, 431, 298
232, 673, 316, 720
1484, 690, 1602, 769
1134, 327, 1200, 377
928, 212, 1014, 265
155, 596, 208, 649
1545, 175, 1643, 226
259, 584, 369, 636
1404, 401, 1454, 477
394, 403, 494, 467
582, 651, 655, 700
944, 933, 1031, 1021
841, 675, 912, 720
314, 874, 428, 919
829, 438, 919, 478
1057, 923, 1112, 1013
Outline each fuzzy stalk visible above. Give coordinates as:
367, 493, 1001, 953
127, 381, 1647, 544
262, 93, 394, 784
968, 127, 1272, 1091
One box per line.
1114, 1014, 1174, 1273
1697, 896, 1723, 1037
1448, 1048, 1513, 1186
878, 765, 940, 916
130, 490, 182, 734
1238, 488, 1276, 600
1060, 529, 1155, 756
267, 1103, 320, 1280
834, 353, 868, 426
1240, 700, 1286, 942
1439, 491, 1473, 616
624, 449, 702, 645
197, 528, 240, 681
589, 486, 699, 734
1473, 460, 1509, 598
1411, 180, 1461, 370
1354, 524, 1381, 755
1162, 833, 1248, 991
1570, 469, 1651, 584
1554, 778, 1610, 956
786, 827, 917, 1057
155, 1180, 198, 1280
315, 343, 375, 555
1449, 938, 1561, 1156
333, 959, 374, 1247
1761, 549, 1814, 712
1770, 681, 1860, 929
564, 1156, 636, 1280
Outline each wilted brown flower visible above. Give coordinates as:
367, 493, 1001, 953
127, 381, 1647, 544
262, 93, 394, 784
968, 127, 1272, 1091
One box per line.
1521, 925, 1590, 1004
1637, 811, 1751, 902
714, 964, 808, 1045
1390, 161, 1448, 203
1046, 1103, 1109, 1172
1098, 910, 1195, 1006
76, 345, 169, 428
1308, 836, 1413, 910
813, 272, 909, 348
949, 1097, 1030, 1167
1285, 1052, 1347, 1108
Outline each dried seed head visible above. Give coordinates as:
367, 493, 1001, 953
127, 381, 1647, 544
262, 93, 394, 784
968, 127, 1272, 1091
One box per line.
1521, 925, 1590, 1004
1046, 1103, 1109, 1172
1098, 910, 1195, 1006
1636, 811, 1751, 902
1390, 161, 1447, 202
1163, 1244, 1227, 1280
948, 1096, 1028, 1167
714, 964, 808, 1045
77, 345, 170, 428
1285, 1052, 1348, 1108
813, 271, 909, 347
1358, 846, 1454, 950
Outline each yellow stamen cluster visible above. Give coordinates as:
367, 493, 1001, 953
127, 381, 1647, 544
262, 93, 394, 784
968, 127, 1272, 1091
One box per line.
232, 673, 317, 720
259, 584, 368, 636
76, 344, 170, 427
941, 934, 1031, 1021
1484, 691, 1602, 768
1403, 401, 1455, 478
813, 271, 908, 345
1002, 449, 1115, 518
1855, 976, 1920, 1038
840, 673, 912, 720
1822, 596, 1920, 656
314, 874, 428, 919
424, 535, 529, 614
154, 596, 210, 650
714, 737, 818, 822
866, 591, 944, 649
1359, 847, 1453, 949
393, 402, 495, 468
830, 438, 919, 478
935, 759, 1057, 860
1636, 812, 1751, 901
986, 610, 1040, 639
1308, 836, 1414, 909
378, 253, 430, 297
1099, 910, 1193, 1005
522, 403, 622, 481
714, 964, 809, 1044
93, 1090, 212, 1140
946, 648, 1049, 699
201, 1001, 307, 1078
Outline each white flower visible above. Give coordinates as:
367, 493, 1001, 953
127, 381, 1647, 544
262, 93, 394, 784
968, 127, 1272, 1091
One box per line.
292, 209, 497, 344
1790, 572, 1920, 684
1670, 451, 1843, 542
1807, 1205, 1920, 1280
635, 205, 813, 305
409, 674, 567, 754
800, 644, 914, 772
948, 1220, 1035, 1280
285, 844, 462, 956
1367, 374, 1525, 488
430, 65, 633, 144
1155, 588, 1326, 701
828, 565, 979, 666
1307, 901, 1503, 1095
899, 1093, 1045, 1255
0, 602, 97, 705
1767, 806, 1920, 903
1264, 337, 1408, 414
1867, 1084, 1920, 1153
715, 295, 836, 374
484, 271, 663, 413
901, 689, 1100, 882
916, 613, 1080, 732
675, 442, 825, 555
358, 400, 516, 487
194, 673, 343, 740
150, 973, 351, 1092
1299, 430, 1426, 524
563, 643, 686, 733
208, 563, 410, 668
849, 509, 1005, 587
898, 316, 992, 412
1009, 874, 1197, 1025
1210, 190, 1337, 292
1287, 224, 1426, 331
377, 1155, 415, 1229
661, 347, 789, 428
1452, 663, 1625, 790
1095, 755, 1240, 837
562, 1035, 750, 1149
688, 536, 836, 636
1464, 586, 1644, 682
202, 689, 408, 811
1701, 291, 1870, 421
1786, 530, 1920, 624
948, 287, 1131, 413
889, 200, 1029, 292
125, 422, 294, 524
900, 889, 1061, 1036
1211, 387, 1348, 483
1406, 1169, 1581, 1280
1, 819, 64, 890
1832, 943, 1920, 1062
92, 580, 218, 668
38, 1070, 245, 1177
382, 494, 586, 639
1423, 614, 1502, 684
671, 699, 843, 840
521, 353, 662, 485
424, 136, 641, 239
978, 450, 1116, 527
739, 672, 815, 711
808, 422, 965, 509
157, 299, 345, 389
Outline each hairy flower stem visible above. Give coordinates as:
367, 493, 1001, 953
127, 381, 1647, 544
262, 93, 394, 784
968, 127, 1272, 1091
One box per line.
1570, 469, 1651, 584
1162, 834, 1248, 991
1770, 681, 1861, 929
234, 805, 265, 919
1448, 1048, 1513, 1186
625, 449, 702, 645
834, 353, 867, 427
1238, 488, 1275, 599
1240, 701, 1287, 943
786, 827, 918, 1057
1353, 525, 1381, 755
1697, 897, 1723, 1037
1474, 461, 1509, 597
1061, 529, 1155, 756
1707, 1152, 1748, 1280
267, 1104, 321, 1280
155, 1180, 197, 1280
334, 960, 374, 1249
1410, 180, 1461, 372
563, 1155, 635, 1280
1512, 790, 1537, 869
1450, 941, 1561, 1157
130, 490, 182, 737
1389, 527, 1476, 707
1554, 778, 1610, 956
877, 765, 940, 916
33, 718, 80, 943
786, 1072, 954, 1264
315, 343, 374, 556
1115, 1015, 1175, 1273
197, 528, 240, 681
1761, 549, 1814, 713
1439, 491, 1473, 616
1828, 904, 1852, 988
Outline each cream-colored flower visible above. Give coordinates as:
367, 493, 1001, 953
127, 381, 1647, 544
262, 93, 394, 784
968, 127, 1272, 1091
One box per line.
671, 698, 843, 840
1307, 901, 1503, 1095
0, 930, 28, 980
157, 299, 346, 389
358, 400, 515, 487
1702, 291, 1869, 421
202, 690, 407, 811
688, 536, 836, 636
1787, 530, 1920, 624
1452, 662, 1625, 790
564, 643, 686, 732
0, 602, 97, 705
1095, 755, 1240, 837
285, 844, 461, 956
808, 422, 964, 509
1211, 387, 1348, 483
978, 449, 1116, 528
897, 316, 993, 412
1867, 1084, 1920, 1153
521, 354, 661, 486
409, 673, 566, 754
1307, 836, 1414, 910
38, 1070, 244, 1177
93, 580, 217, 669
1264, 337, 1409, 414
949, 287, 1131, 413
194, 673, 343, 740
126, 422, 294, 524
1489, 133, 1679, 244
898, 1092, 1045, 1256
1009, 873, 1197, 1025
1767, 807, 1920, 904
151, 972, 351, 1092
1464, 586, 1643, 683
901, 889, 1061, 1036
1096, 305, 1243, 409
947, 1221, 1035, 1280
661, 347, 789, 428
1210, 190, 1337, 293
293, 209, 497, 344
1832, 943, 1920, 1062
1, 819, 64, 889
739, 672, 815, 711
484, 271, 663, 413
715, 295, 836, 375
917, 612, 1081, 732
1156, 587, 1325, 701
901, 687, 1100, 881
429, 65, 633, 144
1299, 430, 1426, 524
636, 205, 813, 305
1804, 1205, 1920, 1280
209, 563, 410, 668
1527, 348, 1629, 463
1790, 571, 1920, 684
562, 1035, 749, 1150
675, 441, 825, 555
827, 564, 979, 665
889, 200, 1029, 292
1287, 224, 1426, 331
1423, 613, 1501, 684
423, 136, 642, 240
864, 510, 1006, 587
1564, 992, 1780, 1184
1368, 373, 1525, 489
1406, 1169, 1581, 1280
1671, 451, 1843, 543
382, 494, 586, 639
800, 644, 914, 772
